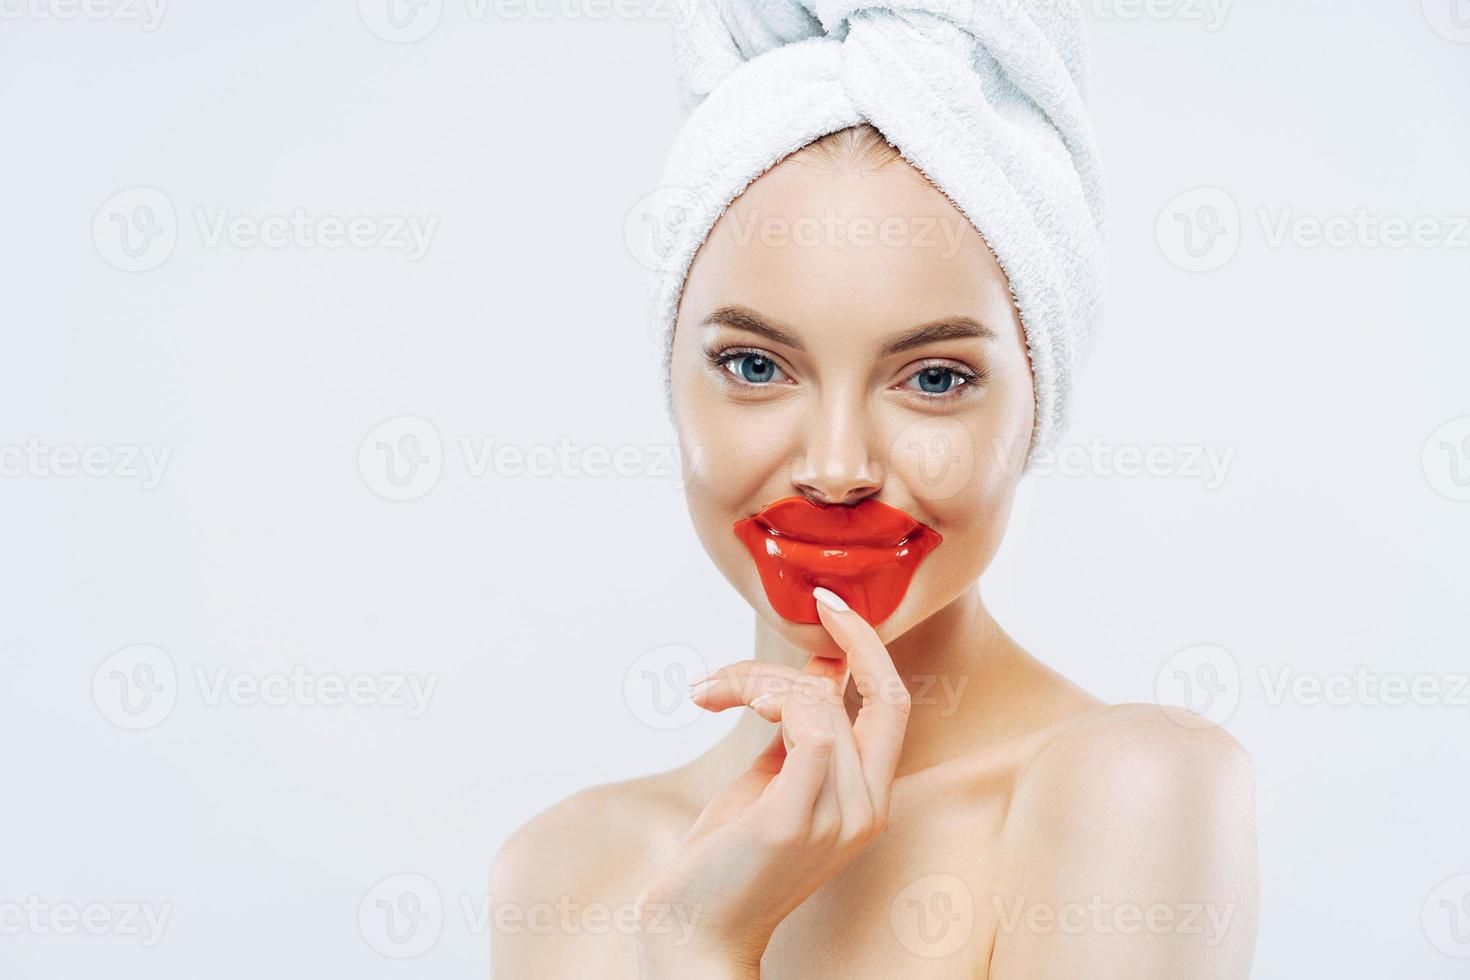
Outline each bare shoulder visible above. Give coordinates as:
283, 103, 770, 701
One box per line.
989, 703, 1259, 978
491, 773, 690, 900
489, 774, 694, 977
1003, 702, 1257, 856
1014, 701, 1255, 812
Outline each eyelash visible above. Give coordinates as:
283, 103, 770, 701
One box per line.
702, 345, 987, 401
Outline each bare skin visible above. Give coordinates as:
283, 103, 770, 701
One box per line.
492, 137, 1259, 978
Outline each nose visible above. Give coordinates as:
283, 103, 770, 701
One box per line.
789, 391, 883, 506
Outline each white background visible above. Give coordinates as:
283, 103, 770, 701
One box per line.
2, 1, 1467, 977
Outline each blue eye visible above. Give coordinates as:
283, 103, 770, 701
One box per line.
703, 345, 983, 400
706, 346, 791, 387
726, 353, 783, 384
905, 365, 969, 396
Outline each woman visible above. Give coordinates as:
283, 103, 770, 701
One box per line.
493, 4, 1259, 977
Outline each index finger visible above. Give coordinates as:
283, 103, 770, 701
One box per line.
810, 587, 911, 809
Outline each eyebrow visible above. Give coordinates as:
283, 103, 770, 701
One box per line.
699, 305, 994, 356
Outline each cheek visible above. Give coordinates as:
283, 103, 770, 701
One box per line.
884, 400, 1027, 566
674, 398, 800, 603
891, 417, 1010, 511
673, 368, 792, 522
888, 416, 981, 504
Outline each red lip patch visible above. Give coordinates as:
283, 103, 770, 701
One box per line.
732, 496, 942, 625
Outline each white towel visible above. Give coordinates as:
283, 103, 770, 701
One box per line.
646, 0, 1107, 467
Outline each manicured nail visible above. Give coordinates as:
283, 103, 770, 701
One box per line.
813, 587, 849, 612
687, 677, 718, 698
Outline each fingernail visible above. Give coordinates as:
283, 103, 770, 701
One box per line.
813, 587, 849, 612
687, 677, 718, 698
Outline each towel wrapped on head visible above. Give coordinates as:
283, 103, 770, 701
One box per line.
647, 0, 1107, 467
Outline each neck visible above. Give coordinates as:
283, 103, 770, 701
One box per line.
686, 583, 1069, 803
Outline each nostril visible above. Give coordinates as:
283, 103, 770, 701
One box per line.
794, 485, 881, 507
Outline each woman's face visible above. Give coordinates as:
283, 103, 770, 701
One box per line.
670, 151, 1035, 653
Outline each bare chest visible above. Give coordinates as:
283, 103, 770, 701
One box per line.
539, 775, 1015, 980
755, 786, 1007, 979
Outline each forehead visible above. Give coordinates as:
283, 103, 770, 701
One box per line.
682, 155, 1014, 343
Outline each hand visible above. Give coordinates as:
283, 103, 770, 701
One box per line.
632, 588, 912, 975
